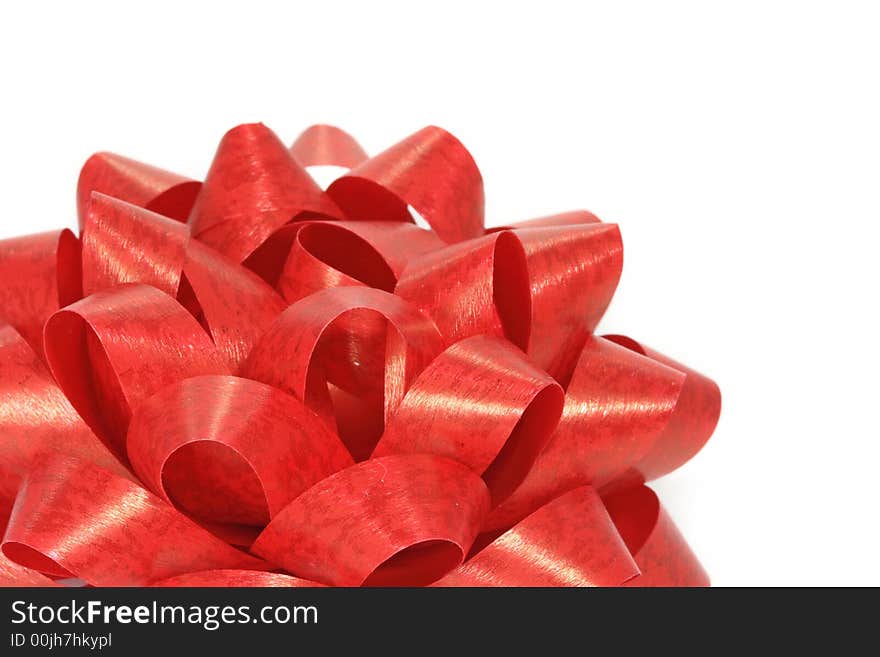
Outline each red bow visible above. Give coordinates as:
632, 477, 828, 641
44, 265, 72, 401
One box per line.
0, 123, 720, 587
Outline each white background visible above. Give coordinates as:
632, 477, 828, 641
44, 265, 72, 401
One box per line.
2, 2, 878, 585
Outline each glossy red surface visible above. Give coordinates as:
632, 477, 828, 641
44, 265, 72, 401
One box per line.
242, 286, 443, 460
395, 230, 532, 350
604, 485, 710, 586
374, 335, 564, 506
188, 123, 343, 263
603, 335, 722, 483
43, 284, 229, 458
77, 151, 201, 228
127, 376, 353, 528
327, 126, 484, 244
82, 193, 285, 371
435, 487, 638, 586
0, 229, 81, 358
275, 220, 444, 303
152, 570, 324, 587
485, 335, 685, 531
3, 457, 264, 586
290, 124, 368, 168
251, 455, 490, 586
514, 221, 623, 384
0, 324, 127, 520
0, 123, 720, 587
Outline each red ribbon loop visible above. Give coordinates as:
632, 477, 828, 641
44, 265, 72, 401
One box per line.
0, 230, 81, 358
374, 335, 564, 506
252, 454, 490, 586
82, 192, 190, 297
485, 335, 686, 531
604, 484, 710, 586
243, 286, 443, 460
395, 230, 531, 350
0, 325, 126, 518
275, 220, 445, 303
82, 193, 286, 371
77, 151, 201, 228
2, 457, 265, 586
290, 124, 368, 169
514, 221, 623, 384
0, 123, 720, 587
127, 375, 353, 532
43, 284, 229, 457
327, 126, 485, 244
435, 486, 638, 586
602, 335, 722, 482
188, 123, 344, 263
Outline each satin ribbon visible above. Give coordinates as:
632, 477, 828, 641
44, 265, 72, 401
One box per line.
0, 123, 720, 587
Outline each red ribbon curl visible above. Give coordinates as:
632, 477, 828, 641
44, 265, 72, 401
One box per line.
0, 123, 720, 587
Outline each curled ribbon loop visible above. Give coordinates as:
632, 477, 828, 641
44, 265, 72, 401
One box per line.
179, 240, 286, 371
251, 454, 490, 586
603, 484, 710, 586
435, 487, 638, 587
290, 124, 368, 169
127, 375, 353, 530
77, 151, 201, 228
188, 123, 344, 263
0, 123, 720, 587
374, 335, 564, 506
395, 230, 531, 350
82, 193, 285, 370
243, 286, 443, 459
327, 126, 484, 244
603, 335, 722, 483
2, 457, 264, 586
0, 230, 81, 358
1, 550, 57, 587
43, 284, 229, 457
485, 335, 686, 531
0, 325, 126, 519
246, 218, 444, 290
2, 472, 59, 587
274, 220, 445, 304
511, 220, 623, 384
82, 192, 190, 296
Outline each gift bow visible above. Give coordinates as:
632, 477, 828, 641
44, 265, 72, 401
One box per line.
0, 123, 720, 587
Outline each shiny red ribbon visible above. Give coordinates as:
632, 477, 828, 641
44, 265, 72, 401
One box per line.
0, 123, 720, 587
